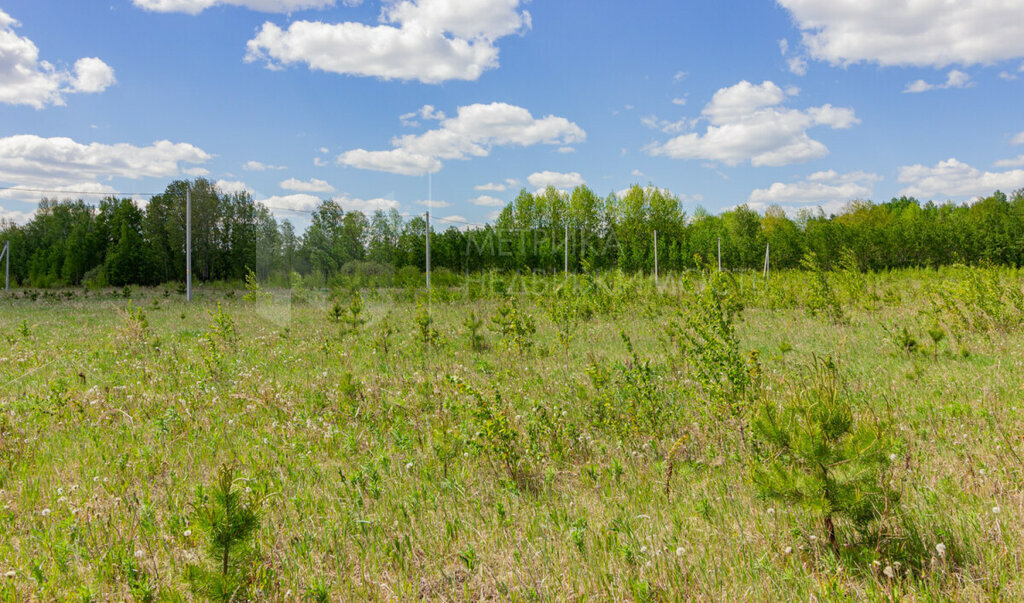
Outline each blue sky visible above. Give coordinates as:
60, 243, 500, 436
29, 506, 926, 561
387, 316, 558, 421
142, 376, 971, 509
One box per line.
2, 0, 1024, 229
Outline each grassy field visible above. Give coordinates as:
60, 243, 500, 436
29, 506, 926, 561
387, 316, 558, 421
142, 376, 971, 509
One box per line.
1, 266, 1023, 601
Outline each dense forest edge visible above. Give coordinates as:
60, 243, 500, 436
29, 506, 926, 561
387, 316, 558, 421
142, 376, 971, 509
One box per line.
2, 178, 1024, 288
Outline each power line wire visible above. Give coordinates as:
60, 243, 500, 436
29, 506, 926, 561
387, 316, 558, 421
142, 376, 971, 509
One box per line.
0, 186, 162, 196
2, 186, 495, 227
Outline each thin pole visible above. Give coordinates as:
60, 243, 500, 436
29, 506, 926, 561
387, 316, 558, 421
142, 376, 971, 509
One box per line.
564, 224, 568, 275
3, 241, 8, 291
717, 236, 721, 272
764, 242, 770, 280
425, 210, 431, 293
186, 185, 192, 302
653, 229, 658, 287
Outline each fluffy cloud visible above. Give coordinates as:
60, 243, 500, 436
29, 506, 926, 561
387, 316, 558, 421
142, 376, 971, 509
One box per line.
334, 194, 400, 213
243, 160, 286, 171
647, 80, 857, 167
641, 115, 689, 134
1012, 131, 1024, 145
339, 149, 442, 176
994, 156, 1024, 168
0, 135, 211, 196
280, 177, 334, 192
133, 0, 335, 14
528, 171, 585, 191
400, 104, 446, 127
898, 158, 1024, 199
258, 192, 398, 214
339, 102, 584, 175
245, 0, 530, 83
470, 194, 505, 207
70, 58, 116, 93
0, 10, 115, 108
779, 0, 1024, 68
0, 181, 118, 205
904, 69, 972, 93
415, 199, 451, 208
215, 179, 250, 194
0, 204, 37, 224
749, 170, 881, 205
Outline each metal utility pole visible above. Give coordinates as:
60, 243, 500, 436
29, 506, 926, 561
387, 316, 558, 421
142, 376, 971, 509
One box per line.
426, 174, 432, 294
764, 242, 770, 280
1, 241, 9, 291
186, 184, 192, 302
653, 229, 658, 287
425, 210, 431, 293
564, 224, 569, 275
717, 236, 722, 272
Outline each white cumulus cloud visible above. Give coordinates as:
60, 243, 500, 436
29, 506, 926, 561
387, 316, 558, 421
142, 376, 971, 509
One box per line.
133, 0, 336, 14
470, 194, 505, 207
647, 80, 857, 167
528, 171, 585, 190
0, 10, 115, 108
898, 158, 1024, 199
243, 160, 286, 171
280, 177, 334, 192
749, 170, 881, 205
994, 156, 1024, 168
0, 135, 211, 197
258, 192, 397, 215
1012, 131, 1024, 145
779, 0, 1024, 68
339, 102, 584, 175
216, 179, 250, 194
904, 69, 973, 93
245, 0, 530, 84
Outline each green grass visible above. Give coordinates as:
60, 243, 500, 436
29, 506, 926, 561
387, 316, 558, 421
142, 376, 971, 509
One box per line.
1, 268, 1022, 600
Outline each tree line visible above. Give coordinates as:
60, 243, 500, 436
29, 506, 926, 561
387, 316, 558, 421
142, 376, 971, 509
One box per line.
2, 178, 1023, 288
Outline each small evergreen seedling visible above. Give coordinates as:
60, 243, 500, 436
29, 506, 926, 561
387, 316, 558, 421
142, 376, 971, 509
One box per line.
242, 267, 269, 303
927, 321, 946, 360
463, 311, 486, 351
186, 464, 261, 601
328, 300, 344, 324
751, 356, 898, 553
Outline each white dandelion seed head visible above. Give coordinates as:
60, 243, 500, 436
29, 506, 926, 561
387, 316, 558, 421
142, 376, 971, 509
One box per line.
936, 543, 946, 557
883, 565, 895, 578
